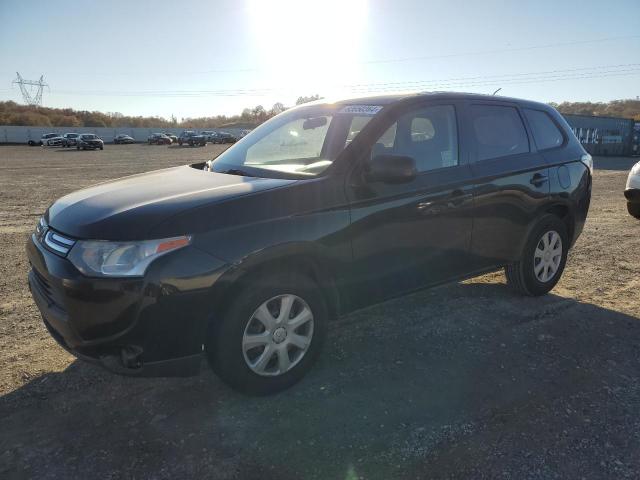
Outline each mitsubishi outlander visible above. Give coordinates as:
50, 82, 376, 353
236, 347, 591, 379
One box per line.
27, 93, 592, 395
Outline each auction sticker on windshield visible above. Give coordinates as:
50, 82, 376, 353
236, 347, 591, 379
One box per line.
339, 105, 383, 115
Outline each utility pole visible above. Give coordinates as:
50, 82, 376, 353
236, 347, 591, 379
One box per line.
12, 72, 49, 106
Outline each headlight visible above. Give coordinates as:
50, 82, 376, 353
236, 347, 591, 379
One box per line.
67, 235, 191, 277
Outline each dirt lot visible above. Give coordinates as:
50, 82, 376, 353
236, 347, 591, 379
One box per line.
0, 144, 638, 479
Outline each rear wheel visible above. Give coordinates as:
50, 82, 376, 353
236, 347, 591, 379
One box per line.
628, 202, 640, 219
505, 214, 568, 296
206, 272, 327, 395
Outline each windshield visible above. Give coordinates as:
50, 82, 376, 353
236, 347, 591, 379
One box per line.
82, 134, 97, 139
209, 105, 381, 178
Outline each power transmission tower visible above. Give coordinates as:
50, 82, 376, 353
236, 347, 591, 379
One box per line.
12, 72, 49, 106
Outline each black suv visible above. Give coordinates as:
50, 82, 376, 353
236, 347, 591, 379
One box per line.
27, 93, 591, 395
76, 134, 104, 150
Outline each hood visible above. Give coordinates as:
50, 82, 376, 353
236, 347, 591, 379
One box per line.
46, 165, 295, 240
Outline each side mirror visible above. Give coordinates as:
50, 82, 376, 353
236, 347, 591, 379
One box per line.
366, 154, 417, 184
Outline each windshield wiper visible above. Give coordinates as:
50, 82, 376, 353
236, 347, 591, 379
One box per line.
221, 168, 256, 177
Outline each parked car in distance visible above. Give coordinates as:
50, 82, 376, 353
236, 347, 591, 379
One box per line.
148, 133, 172, 145
238, 129, 251, 139
76, 133, 104, 150
212, 131, 237, 144
114, 134, 136, 144
27, 92, 591, 395
625, 161, 640, 218
62, 133, 80, 147
200, 131, 216, 142
39, 133, 63, 147
163, 133, 178, 144
178, 130, 206, 147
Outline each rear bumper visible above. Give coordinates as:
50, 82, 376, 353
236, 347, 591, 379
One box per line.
26, 234, 227, 377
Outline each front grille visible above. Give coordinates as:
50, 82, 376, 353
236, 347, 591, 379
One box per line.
43, 230, 76, 257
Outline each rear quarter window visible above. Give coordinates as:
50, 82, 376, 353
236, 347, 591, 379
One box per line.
469, 105, 529, 161
524, 108, 565, 150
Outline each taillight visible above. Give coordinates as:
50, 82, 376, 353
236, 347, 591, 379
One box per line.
580, 153, 593, 175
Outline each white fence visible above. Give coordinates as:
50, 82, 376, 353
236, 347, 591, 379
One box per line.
0, 126, 246, 144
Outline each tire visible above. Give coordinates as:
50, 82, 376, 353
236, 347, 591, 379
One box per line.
100, 146, 103, 150
206, 272, 328, 395
505, 214, 569, 296
76, 146, 80, 150
628, 202, 640, 219
178, 140, 183, 146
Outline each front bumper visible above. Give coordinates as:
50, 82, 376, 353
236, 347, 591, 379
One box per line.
26, 233, 227, 377
624, 188, 640, 203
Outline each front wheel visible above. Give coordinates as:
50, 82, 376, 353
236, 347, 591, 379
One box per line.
627, 202, 640, 219
206, 272, 327, 395
505, 214, 569, 296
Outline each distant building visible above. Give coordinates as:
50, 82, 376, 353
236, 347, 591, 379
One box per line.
562, 113, 636, 156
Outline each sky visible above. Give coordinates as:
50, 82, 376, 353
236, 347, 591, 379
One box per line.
0, 0, 639, 119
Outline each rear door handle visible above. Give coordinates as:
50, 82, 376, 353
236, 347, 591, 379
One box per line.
530, 173, 549, 186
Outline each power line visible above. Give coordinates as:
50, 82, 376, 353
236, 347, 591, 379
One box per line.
141, 34, 640, 74
358, 35, 640, 66
45, 64, 640, 98
3, 35, 638, 79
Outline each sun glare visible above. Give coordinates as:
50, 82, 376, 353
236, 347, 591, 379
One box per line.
246, 0, 368, 98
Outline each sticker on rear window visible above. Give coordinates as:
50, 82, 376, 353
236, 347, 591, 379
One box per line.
339, 105, 383, 115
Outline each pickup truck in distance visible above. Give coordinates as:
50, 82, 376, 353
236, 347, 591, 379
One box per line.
178, 131, 206, 147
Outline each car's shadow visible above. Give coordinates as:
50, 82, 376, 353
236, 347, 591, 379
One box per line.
167, 144, 207, 149
1, 280, 639, 479
51, 148, 102, 153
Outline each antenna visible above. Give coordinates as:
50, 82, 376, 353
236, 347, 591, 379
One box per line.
492, 87, 502, 96
12, 72, 49, 106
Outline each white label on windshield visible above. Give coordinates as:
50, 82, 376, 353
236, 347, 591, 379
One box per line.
339, 105, 383, 115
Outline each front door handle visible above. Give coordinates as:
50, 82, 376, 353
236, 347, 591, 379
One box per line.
530, 173, 549, 187
447, 190, 472, 208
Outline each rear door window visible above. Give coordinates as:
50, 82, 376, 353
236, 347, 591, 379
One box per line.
469, 105, 529, 161
523, 108, 564, 150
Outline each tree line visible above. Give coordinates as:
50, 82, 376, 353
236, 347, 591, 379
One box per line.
548, 99, 640, 121
0, 95, 321, 129
2, 95, 635, 128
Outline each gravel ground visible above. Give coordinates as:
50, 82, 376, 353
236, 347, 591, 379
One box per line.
0, 145, 639, 479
